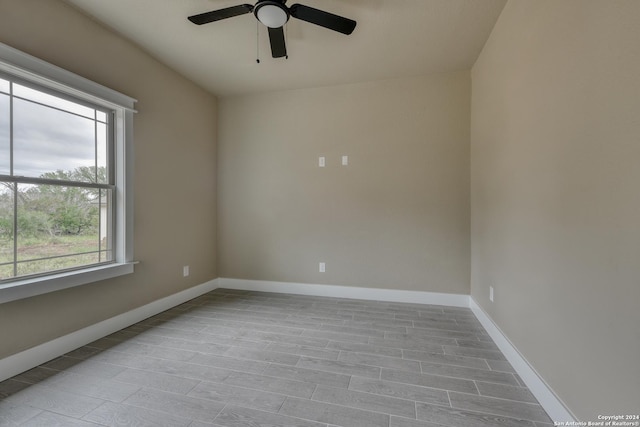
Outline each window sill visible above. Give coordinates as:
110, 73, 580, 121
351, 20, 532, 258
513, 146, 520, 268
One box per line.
0, 263, 135, 304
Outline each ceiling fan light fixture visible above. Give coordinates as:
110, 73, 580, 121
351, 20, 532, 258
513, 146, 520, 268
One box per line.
255, 2, 289, 28
188, 1, 357, 59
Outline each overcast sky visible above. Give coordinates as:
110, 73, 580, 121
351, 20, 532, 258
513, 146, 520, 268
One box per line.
1, 80, 107, 181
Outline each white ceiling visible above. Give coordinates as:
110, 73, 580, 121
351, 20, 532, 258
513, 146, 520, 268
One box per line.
64, 0, 506, 97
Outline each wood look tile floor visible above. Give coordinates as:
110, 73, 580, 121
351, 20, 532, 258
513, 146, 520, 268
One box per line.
0, 289, 554, 426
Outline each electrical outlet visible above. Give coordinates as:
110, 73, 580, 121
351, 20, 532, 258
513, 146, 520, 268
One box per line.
318, 156, 325, 167
341, 155, 349, 166
183, 265, 190, 277
489, 286, 494, 302
319, 262, 326, 273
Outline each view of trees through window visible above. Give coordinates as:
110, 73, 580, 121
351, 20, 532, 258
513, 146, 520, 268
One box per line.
0, 75, 114, 281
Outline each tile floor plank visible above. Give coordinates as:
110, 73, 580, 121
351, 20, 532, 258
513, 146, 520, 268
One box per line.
123, 388, 226, 422
344, 319, 412, 331
403, 327, 482, 340
402, 350, 490, 370
189, 421, 228, 427
381, 368, 479, 394
263, 364, 352, 388
390, 416, 451, 427
279, 396, 389, 427
296, 356, 382, 379
348, 376, 450, 406
0, 404, 42, 426
119, 333, 232, 355
300, 329, 371, 344
443, 345, 507, 361
338, 351, 422, 372
264, 342, 341, 360
475, 381, 538, 403
21, 370, 141, 403
416, 402, 536, 427
222, 370, 317, 398
449, 391, 552, 423
215, 404, 326, 427
190, 353, 270, 374
326, 341, 403, 358
223, 346, 301, 366
420, 361, 519, 385
369, 337, 446, 353
207, 319, 306, 336
188, 381, 287, 412
1, 383, 104, 419
384, 332, 458, 346
20, 410, 101, 427
312, 385, 416, 418
318, 324, 387, 338
42, 357, 127, 379
456, 339, 500, 350
112, 368, 200, 394
83, 401, 192, 427
139, 358, 233, 384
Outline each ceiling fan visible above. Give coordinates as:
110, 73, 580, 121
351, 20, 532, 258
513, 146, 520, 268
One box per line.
188, 1, 357, 59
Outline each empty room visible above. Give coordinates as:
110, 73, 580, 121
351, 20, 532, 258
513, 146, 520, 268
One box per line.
0, 0, 638, 426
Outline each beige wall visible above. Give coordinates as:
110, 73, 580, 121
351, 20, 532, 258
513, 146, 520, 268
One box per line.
471, 0, 640, 419
0, 0, 217, 359
218, 72, 470, 293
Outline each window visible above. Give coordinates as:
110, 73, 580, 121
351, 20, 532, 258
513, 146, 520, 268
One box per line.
1, 77, 114, 279
0, 43, 135, 303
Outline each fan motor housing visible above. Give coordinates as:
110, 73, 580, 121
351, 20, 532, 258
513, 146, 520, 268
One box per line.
254, 0, 290, 28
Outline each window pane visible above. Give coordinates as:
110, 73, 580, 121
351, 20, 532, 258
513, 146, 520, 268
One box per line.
96, 110, 107, 123
13, 83, 95, 119
0, 263, 13, 280
0, 182, 14, 280
13, 98, 96, 180
98, 189, 113, 262
96, 122, 108, 183
0, 94, 9, 175
15, 183, 104, 278
17, 253, 100, 278
0, 78, 9, 94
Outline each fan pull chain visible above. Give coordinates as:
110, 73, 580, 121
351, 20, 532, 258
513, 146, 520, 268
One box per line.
284, 24, 289, 59
256, 20, 261, 63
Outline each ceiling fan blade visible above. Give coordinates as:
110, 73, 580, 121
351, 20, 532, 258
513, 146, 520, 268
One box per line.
268, 26, 288, 58
188, 4, 253, 25
289, 4, 356, 35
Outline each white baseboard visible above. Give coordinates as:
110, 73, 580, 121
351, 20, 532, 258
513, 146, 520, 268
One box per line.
0, 279, 218, 383
217, 277, 470, 307
469, 298, 576, 422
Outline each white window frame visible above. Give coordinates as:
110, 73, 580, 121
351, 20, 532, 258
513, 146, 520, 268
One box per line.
0, 42, 136, 304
